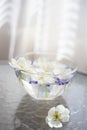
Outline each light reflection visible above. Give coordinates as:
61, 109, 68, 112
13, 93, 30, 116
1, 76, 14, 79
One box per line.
57, 0, 80, 61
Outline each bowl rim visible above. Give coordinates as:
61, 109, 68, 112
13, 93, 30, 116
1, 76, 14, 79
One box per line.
15, 51, 77, 78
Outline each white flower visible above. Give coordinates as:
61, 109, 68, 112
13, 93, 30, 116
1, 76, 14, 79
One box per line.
9, 57, 32, 72
31, 74, 54, 85
34, 57, 48, 67
46, 105, 70, 128
34, 58, 54, 74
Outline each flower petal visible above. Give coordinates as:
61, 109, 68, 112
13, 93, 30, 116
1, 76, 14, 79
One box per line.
50, 119, 63, 128
60, 114, 70, 122
10, 59, 19, 69
47, 107, 55, 120
64, 108, 70, 115
56, 105, 65, 114
46, 120, 54, 128
44, 76, 54, 84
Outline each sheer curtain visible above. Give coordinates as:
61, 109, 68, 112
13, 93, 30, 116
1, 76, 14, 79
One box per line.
0, 0, 21, 59
0, 0, 87, 73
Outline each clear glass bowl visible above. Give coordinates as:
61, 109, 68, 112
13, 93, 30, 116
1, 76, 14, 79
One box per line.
11, 52, 77, 100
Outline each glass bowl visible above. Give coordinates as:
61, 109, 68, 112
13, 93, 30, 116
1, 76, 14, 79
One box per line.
10, 52, 77, 100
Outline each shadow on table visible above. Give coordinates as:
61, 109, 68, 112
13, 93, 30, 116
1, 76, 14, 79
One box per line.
14, 94, 68, 130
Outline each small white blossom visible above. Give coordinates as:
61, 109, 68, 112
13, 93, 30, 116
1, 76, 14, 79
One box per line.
34, 58, 54, 74
31, 74, 54, 85
46, 105, 70, 128
9, 57, 32, 72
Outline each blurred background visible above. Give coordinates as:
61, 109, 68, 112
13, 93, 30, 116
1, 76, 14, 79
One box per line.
0, 0, 87, 73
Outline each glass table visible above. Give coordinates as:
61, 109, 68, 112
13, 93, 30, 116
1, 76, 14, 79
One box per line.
0, 61, 87, 130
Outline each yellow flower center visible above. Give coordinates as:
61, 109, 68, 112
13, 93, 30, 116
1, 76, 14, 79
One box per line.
20, 63, 25, 68
44, 67, 50, 72
39, 76, 44, 80
54, 112, 61, 120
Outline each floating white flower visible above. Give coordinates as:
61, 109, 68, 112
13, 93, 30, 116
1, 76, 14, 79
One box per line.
34, 58, 54, 74
31, 74, 54, 85
46, 105, 70, 128
9, 57, 32, 72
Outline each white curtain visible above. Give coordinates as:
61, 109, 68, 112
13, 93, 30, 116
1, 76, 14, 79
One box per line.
0, 0, 21, 58
0, 0, 87, 73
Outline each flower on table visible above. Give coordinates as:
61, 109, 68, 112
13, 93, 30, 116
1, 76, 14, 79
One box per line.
46, 105, 70, 128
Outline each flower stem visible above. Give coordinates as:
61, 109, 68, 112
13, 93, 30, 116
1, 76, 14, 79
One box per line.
45, 87, 49, 98
37, 85, 40, 98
